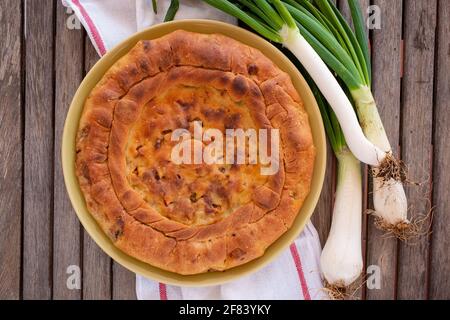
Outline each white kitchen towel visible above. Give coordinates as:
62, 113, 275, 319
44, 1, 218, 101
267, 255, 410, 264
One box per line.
136, 222, 326, 300
63, 0, 236, 55
62, 0, 326, 300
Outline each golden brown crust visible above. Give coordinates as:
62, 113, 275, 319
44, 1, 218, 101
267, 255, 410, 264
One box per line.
76, 30, 315, 275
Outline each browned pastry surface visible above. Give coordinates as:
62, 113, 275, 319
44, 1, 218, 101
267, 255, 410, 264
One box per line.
76, 30, 315, 275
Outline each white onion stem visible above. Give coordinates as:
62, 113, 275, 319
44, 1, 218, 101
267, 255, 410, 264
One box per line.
320, 149, 363, 289
373, 178, 408, 225
352, 86, 391, 152
281, 26, 385, 166
353, 86, 410, 227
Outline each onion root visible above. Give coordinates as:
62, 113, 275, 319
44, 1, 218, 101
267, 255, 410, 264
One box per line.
323, 280, 362, 300
368, 209, 433, 242
372, 153, 408, 184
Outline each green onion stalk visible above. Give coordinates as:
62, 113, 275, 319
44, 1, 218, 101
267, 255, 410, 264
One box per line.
151, 0, 180, 21
203, 0, 386, 164
202, 0, 412, 238
281, 0, 409, 236
306, 72, 363, 299
164, 0, 180, 22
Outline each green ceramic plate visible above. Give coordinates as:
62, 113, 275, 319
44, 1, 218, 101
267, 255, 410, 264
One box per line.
62, 19, 326, 286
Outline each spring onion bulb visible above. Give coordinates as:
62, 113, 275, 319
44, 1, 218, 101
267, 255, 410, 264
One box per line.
353, 86, 410, 231
321, 150, 362, 299
308, 77, 363, 299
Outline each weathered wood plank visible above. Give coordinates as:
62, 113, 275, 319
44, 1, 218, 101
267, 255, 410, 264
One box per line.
366, 0, 403, 300
82, 39, 112, 300
22, 0, 55, 300
113, 264, 137, 300
311, 143, 334, 247
338, 0, 370, 300
52, 1, 84, 300
0, 0, 23, 300
398, 0, 437, 300
429, 0, 450, 300
82, 235, 112, 299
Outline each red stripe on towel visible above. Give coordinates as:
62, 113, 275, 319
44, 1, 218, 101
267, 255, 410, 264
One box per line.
159, 283, 168, 300
290, 243, 311, 300
72, 0, 107, 56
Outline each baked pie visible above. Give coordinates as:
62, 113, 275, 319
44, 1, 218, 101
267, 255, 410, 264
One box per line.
76, 30, 315, 275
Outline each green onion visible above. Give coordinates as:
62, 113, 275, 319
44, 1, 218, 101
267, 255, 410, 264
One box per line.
313, 0, 369, 85
164, 0, 180, 22
307, 0, 409, 234
321, 148, 362, 298
204, 0, 283, 42
283, 2, 363, 88
348, 0, 372, 83
152, 0, 158, 14
202, 0, 386, 167
201, 0, 412, 238
238, 0, 281, 30
302, 67, 362, 298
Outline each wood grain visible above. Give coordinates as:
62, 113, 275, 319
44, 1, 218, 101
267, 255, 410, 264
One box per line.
366, 0, 403, 300
22, 0, 55, 300
52, 1, 84, 300
0, 0, 23, 300
113, 264, 137, 300
82, 235, 112, 299
0, 0, 448, 301
82, 39, 112, 300
398, 0, 437, 300
311, 142, 334, 247
429, 0, 450, 300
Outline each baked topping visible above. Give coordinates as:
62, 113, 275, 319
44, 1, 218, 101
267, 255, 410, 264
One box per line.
76, 30, 315, 275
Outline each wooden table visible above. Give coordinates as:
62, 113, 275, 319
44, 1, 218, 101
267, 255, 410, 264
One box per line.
0, 0, 448, 300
